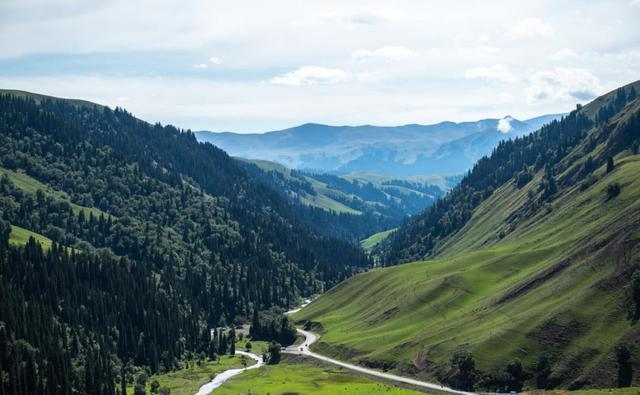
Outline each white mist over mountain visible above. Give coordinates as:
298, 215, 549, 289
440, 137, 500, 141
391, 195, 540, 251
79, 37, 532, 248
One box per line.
497, 116, 514, 133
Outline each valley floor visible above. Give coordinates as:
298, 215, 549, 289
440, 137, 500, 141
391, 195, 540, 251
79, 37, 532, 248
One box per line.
215, 356, 427, 394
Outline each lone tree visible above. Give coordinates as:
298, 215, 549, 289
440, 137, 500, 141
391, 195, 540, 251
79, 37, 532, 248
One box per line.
229, 328, 237, 356
632, 271, 640, 322
535, 355, 552, 389
607, 156, 615, 173
150, 380, 160, 394
506, 359, 530, 392
606, 183, 621, 200
240, 355, 248, 370
616, 343, 633, 387
267, 341, 281, 365
450, 350, 476, 391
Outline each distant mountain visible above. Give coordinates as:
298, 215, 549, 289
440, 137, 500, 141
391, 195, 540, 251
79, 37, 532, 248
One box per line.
195, 114, 564, 177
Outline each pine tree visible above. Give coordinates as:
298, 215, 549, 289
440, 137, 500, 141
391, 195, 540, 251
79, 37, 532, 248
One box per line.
607, 156, 615, 173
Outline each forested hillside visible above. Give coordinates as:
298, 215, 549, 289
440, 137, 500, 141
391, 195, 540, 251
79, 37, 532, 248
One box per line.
0, 91, 369, 394
239, 159, 457, 243
377, 81, 639, 264
295, 80, 640, 391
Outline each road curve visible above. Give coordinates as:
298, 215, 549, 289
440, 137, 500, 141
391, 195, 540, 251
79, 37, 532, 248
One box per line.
283, 326, 473, 394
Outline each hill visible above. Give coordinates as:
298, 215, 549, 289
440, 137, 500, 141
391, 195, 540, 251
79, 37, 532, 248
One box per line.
238, 158, 459, 243
0, 90, 369, 394
293, 81, 640, 391
195, 114, 563, 177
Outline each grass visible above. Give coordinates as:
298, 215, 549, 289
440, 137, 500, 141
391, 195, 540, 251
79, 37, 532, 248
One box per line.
9, 224, 53, 249
360, 228, 397, 251
127, 355, 247, 395
238, 339, 270, 356
239, 158, 454, 216
240, 158, 362, 214
0, 166, 112, 219
216, 357, 426, 394
294, 153, 640, 388
127, 339, 269, 394
0, 89, 103, 109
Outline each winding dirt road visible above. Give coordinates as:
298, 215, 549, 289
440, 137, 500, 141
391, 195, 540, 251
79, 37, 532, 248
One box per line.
284, 313, 473, 394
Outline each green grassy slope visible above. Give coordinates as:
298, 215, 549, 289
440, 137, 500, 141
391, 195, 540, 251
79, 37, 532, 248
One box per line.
239, 158, 453, 216
237, 158, 361, 214
9, 224, 53, 249
361, 228, 397, 252
294, 85, 640, 389
295, 152, 640, 388
0, 89, 103, 109
0, 167, 112, 219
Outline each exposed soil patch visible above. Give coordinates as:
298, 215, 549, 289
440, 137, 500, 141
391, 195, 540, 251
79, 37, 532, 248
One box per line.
527, 317, 584, 353
312, 341, 365, 361
366, 306, 399, 326
497, 258, 571, 304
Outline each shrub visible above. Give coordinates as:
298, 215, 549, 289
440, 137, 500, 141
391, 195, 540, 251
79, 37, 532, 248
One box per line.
606, 183, 621, 199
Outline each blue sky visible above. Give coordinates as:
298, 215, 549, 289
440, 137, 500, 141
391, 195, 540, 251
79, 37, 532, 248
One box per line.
1, 0, 639, 132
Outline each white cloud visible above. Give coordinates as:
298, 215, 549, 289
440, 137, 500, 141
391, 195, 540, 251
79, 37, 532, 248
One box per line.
551, 48, 578, 60
209, 56, 223, 65
526, 68, 601, 103
497, 116, 513, 133
355, 70, 385, 83
1, 1, 638, 130
269, 66, 351, 86
506, 17, 554, 38
292, 9, 400, 29
351, 46, 416, 60
465, 64, 519, 83
192, 63, 208, 69
340, 10, 395, 26
475, 45, 500, 55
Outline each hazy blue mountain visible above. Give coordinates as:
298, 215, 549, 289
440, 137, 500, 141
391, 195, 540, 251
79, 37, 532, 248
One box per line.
195, 113, 564, 177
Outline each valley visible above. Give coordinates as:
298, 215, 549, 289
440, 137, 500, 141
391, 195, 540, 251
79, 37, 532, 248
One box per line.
1, 77, 639, 395
3, 2, 640, 395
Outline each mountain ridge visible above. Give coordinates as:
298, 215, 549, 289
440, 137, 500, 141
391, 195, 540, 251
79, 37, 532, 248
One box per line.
195, 113, 565, 177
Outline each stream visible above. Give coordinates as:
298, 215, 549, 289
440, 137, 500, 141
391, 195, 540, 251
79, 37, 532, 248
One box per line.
195, 299, 310, 394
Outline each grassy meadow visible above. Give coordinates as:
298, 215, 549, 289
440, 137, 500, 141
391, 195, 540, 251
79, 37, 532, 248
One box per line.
294, 153, 640, 388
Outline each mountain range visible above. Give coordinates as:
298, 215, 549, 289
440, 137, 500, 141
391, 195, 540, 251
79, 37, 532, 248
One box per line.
195, 114, 564, 177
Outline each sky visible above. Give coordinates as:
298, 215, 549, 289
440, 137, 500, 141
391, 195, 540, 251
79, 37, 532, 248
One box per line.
1, 0, 639, 133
